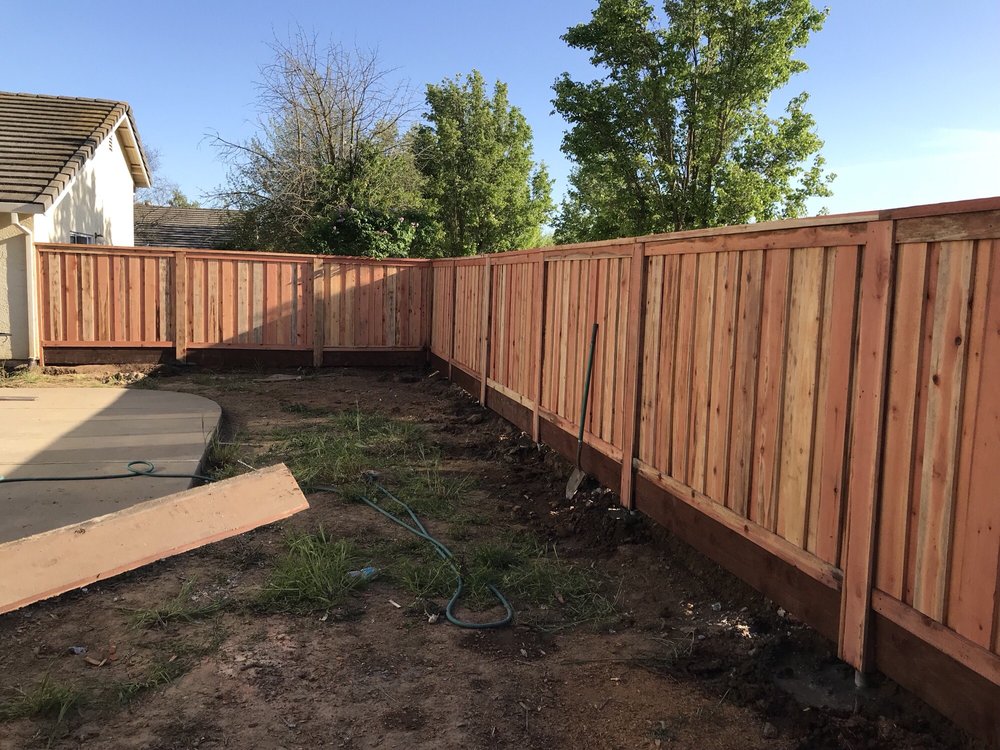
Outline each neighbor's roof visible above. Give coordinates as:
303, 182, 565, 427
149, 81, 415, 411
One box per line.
134, 205, 237, 249
0, 91, 151, 214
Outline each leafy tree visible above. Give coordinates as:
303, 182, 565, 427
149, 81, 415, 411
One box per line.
413, 71, 553, 256
212, 31, 426, 257
552, 0, 833, 243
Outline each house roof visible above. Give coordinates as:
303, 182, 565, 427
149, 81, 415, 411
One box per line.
0, 91, 151, 214
134, 205, 237, 249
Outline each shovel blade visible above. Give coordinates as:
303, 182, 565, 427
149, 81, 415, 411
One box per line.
565, 467, 587, 500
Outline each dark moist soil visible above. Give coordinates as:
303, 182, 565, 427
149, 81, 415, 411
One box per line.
0, 366, 983, 750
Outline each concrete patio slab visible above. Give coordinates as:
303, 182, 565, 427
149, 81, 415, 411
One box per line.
0, 388, 221, 544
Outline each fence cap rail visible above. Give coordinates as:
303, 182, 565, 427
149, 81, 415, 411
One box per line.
35, 243, 430, 265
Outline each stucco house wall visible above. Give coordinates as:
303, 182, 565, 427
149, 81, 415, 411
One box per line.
0, 217, 30, 360
32, 130, 137, 246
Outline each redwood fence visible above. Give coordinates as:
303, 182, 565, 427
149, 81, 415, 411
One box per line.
35, 245, 431, 365
31, 197, 1000, 741
428, 198, 1000, 742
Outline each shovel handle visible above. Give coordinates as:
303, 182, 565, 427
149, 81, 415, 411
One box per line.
576, 322, 599, 467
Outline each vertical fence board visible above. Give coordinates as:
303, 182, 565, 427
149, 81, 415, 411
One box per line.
777, 247, 824, 546
913, 240, 975, 620
946, 240, 1000, 647
705, 252, 739, 502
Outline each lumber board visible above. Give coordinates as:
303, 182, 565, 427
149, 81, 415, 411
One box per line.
750, 248, 791, 530
839, 221, 895, 672
776, 247, 824, 547
913, 240, 974, 620
0, 465, 308, 615
809, 246, 859, 565
619, 243, 646, 508
946, 240, 1000, 648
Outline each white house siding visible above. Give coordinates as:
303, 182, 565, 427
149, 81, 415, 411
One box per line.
0, 216, 30, 360
34, 127, 136, 246
1, 127, 137, 362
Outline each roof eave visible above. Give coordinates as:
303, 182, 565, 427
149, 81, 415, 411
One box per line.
113, 110, 151, 188
0, 201, 44, 215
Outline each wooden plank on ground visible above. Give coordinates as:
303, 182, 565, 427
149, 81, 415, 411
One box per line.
0, 465, 308, 615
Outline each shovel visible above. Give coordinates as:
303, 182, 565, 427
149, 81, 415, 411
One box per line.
566, 322, 600, 500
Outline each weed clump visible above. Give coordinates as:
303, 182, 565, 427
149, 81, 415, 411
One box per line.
127, 581, 226, 629
0, 675, 82, 723
259, 529, 369, 613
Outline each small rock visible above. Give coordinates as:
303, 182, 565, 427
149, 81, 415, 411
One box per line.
710, 602, 722, 611
762, 722, 778, 739
465, 413, 484, 425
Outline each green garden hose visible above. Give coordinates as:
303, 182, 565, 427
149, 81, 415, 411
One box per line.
1, 462, 513, 628
0, 460, 213, 484
315, 476, 514, 629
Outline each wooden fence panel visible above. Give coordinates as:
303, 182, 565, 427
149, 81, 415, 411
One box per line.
39, 247, 173, 346
430, 264, 454, 359
876, 237, 1000, 651
452, 262, 486, 373
630, 243, 861, 568
488, 258, 538, 402
37, 245, 430, 355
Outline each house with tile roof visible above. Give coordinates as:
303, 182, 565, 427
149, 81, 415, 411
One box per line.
0, 92, 150, 363
134, 205, 236, 249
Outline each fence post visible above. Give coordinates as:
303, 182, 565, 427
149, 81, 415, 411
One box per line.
448, 262, 457, 379
619, 242, 647, 510
479, 256, 493, 404
532, 252, 547, 442
173, 251, 187, 362
839, 220, 895, 675
312, 257, 324, 368
423, 263, 433, 358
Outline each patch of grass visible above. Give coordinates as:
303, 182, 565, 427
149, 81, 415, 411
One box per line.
395, 445, 473, 518
268, 406, 426, 490
0, 366, 44, 387
0, 675, 83, 723
280, 401, 328, 417
365, 528, 616, 628
258, 529, 370, 613
127, 581, 226, 629
114, 659, 186, 705
204, 435, 246, 480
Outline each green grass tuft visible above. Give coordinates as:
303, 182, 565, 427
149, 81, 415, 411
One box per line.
0, 675, 82, 723
258, 529, 370, 613
127, 581, 225, 629
113, 660, 186, 705
205, 435, 246, 480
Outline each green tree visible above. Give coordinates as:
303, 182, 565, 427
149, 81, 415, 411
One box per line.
552, 0, 833, 243
413, 71, 553, 256
212, 31, 427, 257
167, 188, 200, 208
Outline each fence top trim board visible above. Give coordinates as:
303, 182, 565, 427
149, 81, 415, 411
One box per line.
38, 196, 1000, 265
36, 243, 430, 265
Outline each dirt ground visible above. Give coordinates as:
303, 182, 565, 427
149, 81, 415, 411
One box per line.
0, 365, 982, 749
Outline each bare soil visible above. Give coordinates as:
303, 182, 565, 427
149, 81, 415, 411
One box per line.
0, 366, 981, 749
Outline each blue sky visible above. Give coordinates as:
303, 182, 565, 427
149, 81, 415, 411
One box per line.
7, 1, 999, 216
